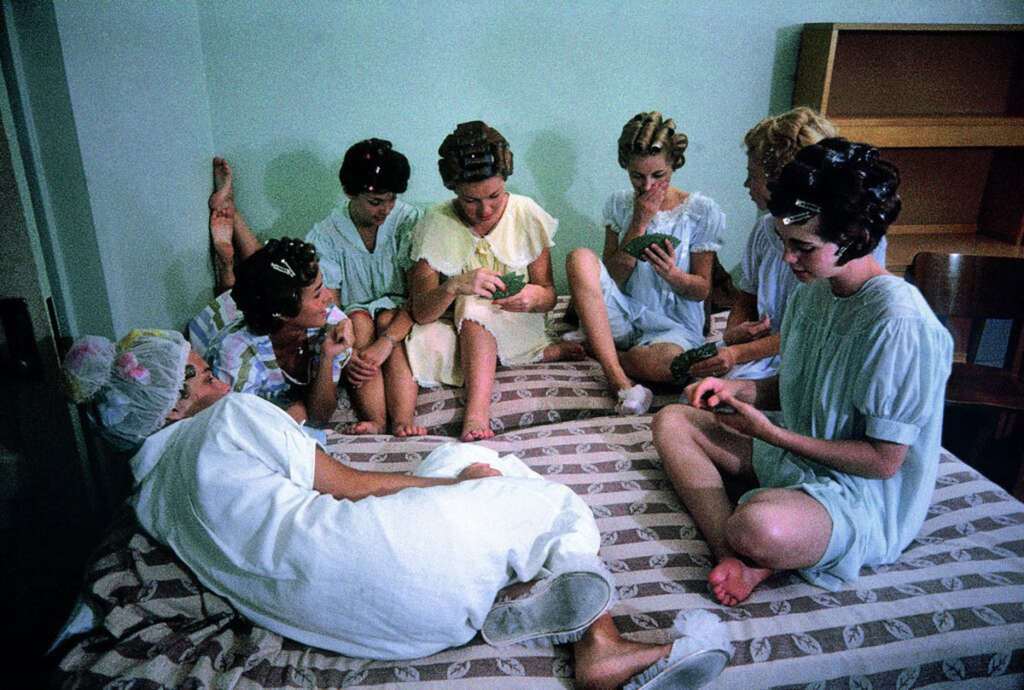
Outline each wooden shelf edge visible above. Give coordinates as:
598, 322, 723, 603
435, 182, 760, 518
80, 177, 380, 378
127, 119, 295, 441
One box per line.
832, 117, 1024, 148
804, 23, 1024, 33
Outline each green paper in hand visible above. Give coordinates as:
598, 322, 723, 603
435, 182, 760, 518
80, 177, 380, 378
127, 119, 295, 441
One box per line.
621, 233, 675, 261
670, 342, 719, 382
491, 272, 526, 300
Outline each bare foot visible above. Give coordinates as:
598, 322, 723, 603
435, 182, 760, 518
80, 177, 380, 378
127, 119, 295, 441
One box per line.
574, 614, 672, 690
708, 556, 773, 606
209, 157, 234, 211
392, 420, 427, 437
542, 341, 586, 362
210, 206, 235, 254
460, 418, 495, 442
344, 420, 384, 435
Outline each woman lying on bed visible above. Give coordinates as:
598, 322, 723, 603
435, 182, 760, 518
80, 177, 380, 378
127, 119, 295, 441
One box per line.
565, 111, 725, 415
62, 329, 728, 689
653, 138, 953, 606
405, 120, 582, 441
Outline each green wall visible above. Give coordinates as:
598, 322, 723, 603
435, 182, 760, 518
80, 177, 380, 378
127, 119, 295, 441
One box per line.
8, 0, 1024, 335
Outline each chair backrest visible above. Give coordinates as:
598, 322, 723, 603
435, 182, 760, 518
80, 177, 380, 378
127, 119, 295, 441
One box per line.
910, 252, 1024, 375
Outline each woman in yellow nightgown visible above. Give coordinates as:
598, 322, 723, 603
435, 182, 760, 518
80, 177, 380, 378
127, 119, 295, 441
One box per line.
406, 121, 581, 441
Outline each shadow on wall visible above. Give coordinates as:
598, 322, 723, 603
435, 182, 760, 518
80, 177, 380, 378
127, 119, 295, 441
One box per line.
523, 129, 602, 292
769, 26, 803, 114
263, 149, 339, 240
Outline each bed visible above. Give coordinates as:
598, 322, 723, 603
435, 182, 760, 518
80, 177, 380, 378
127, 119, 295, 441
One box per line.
52, 302, 1024, 688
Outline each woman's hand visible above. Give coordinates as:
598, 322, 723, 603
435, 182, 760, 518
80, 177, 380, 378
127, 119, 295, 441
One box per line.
445, 268, 505, 298
712, 394, 777, 441
493, 283, 546, 312
723, 316, 771, 345
686, 377, 775, 441
321, 320, 354, 361
631, 179, 669, 229
457, 462, 502, 479
344, 337, 391, 386
687, 346, 737, 378
642, 239, 680, 284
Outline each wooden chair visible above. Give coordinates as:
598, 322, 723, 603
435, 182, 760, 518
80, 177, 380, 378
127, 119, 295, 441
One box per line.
909, 252, 1024, 500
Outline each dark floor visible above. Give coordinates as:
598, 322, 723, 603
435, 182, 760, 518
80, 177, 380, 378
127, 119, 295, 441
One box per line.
942, 406, 1023, 498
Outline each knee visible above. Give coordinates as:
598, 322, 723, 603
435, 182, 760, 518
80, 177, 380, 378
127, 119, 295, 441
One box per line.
349, 311, 375, 345
565, 248, 599, 280
725, 501, 790, 563
375, 308, 396, 331
653, 404, 699, 448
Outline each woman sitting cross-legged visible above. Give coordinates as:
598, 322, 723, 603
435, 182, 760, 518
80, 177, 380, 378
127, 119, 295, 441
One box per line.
565, 111, 725, 415
405, 120, 582, 441
653, 138, 953, 606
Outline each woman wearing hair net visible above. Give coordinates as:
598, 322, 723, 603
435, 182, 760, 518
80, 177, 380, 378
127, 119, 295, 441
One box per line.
63, 329, 732, 689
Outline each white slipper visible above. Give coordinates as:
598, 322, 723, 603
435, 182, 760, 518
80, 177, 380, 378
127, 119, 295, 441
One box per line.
481, 570, 611, 647
615, 384, 653, 416
561, 328, 587, 343
624, 609, 732, 690
623, 645, 729, 690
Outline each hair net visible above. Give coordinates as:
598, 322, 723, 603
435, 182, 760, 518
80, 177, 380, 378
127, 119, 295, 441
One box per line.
63, 329, 191, 450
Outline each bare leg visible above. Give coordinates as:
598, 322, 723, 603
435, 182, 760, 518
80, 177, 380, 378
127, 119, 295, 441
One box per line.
565, 249, 633, 393
377, 310, 425, 436
573, 613, 672, 690
209, 157, 234, 211
344, 311, 386, 435
208, 157, 262, 293
652, 403, 773, 605
459, 320, 497, 441
619, 342, 685, 384
713, 489, 832, 605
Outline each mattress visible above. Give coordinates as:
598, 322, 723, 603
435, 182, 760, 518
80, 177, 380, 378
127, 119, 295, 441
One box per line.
52, 414, 1024, 688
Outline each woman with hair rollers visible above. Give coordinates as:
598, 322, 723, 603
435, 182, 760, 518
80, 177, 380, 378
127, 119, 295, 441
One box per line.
565, 111, 725, 414
688, 107, 886, 380
406, 121, 582, 441
197, 139, 423, 435
203, 237, 353, 428
653, 138, 952, 606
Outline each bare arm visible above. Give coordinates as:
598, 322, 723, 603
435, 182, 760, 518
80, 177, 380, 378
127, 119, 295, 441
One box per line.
306, 319, 353, 425
408, 259, 504, 324
658, 250, 713, 301
765, 427, 909, 479
692, 377, 908, 479
312, 446, 500, 500
602, 225, 640, 286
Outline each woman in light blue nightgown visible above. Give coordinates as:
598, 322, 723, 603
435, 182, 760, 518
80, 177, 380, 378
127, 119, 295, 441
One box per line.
565, 112, 724, 416
653, 138, 953, 606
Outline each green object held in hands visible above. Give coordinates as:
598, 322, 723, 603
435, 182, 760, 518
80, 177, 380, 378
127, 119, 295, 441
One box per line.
621, 233, 675, 261
670, 342, 719, 383
492, 272, 526, 300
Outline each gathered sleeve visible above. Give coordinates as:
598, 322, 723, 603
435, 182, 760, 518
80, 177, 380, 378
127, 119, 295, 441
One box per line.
853, 315, 953, 445
393, 204, 422, 274
687, 195, 725, 254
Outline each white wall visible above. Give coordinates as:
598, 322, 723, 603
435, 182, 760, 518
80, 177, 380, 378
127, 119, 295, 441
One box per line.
10, 0, 1024, 333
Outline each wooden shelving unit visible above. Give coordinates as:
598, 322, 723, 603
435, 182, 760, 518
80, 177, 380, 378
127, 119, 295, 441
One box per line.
793, 23, 1024, 275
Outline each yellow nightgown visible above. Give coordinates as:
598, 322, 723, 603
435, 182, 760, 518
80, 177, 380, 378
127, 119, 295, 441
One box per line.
406, 194, 557, 387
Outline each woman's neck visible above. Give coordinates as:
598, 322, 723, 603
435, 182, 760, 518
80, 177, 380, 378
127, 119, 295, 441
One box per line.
270, 323, 307, 350
828, 255, 888, 297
